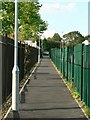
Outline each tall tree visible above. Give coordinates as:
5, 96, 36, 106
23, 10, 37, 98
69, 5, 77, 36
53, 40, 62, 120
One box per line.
2, 2, 48, 41
63, 31, 84, 46
2, 2, 15, 37
42, 36, 60, 52
52, 33, 62, 41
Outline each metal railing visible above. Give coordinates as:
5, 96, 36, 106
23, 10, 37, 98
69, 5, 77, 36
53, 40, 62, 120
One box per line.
50, 44, 90, 108
0, 36, 38, 105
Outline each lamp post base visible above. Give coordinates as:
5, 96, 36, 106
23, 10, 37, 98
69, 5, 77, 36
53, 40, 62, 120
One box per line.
12, 65, 19, 111
38, 55, 40, 63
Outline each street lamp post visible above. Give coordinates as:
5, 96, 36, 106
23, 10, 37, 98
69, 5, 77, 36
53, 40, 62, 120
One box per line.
42, 38, 44, 53
38, 25, 43, 63
38, 34, 40, 63
12, 0, 19, 111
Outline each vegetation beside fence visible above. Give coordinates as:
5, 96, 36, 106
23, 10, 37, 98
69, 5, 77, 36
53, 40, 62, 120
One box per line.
0, 36, 38, 105
50, 44, 90, 109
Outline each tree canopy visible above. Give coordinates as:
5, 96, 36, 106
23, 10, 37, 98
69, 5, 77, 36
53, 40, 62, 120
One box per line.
52, 33, 62, 41
41, 33, 61, 52
84, 35, 90, 41
42, 38, 60, 52
2, 1, 48, 41
47, 33, 62, 42
62, 31, 85, 46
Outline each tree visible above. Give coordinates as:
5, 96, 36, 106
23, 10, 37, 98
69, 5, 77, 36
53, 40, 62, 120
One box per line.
52, 33, 62, 41
2, 2, 48, 41
42, 38, 49, 51
18, 2, 47, 41
62, 31, 85, 46
84, 35, 90, 41
2, 2, 15, 37
42, 38, 60, 52
41, 33, 61, 51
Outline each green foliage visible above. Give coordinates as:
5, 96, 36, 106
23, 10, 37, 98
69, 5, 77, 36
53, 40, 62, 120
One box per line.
84, 107, 90, 117
2, 2, 15, 36
2, 2, 47, 41
84, 35, 90, 42
62, 31, 85, 47
42, 38, 60, 52
64, 79, 90, 117
73, 91, 80, 99
41, 33, 61, 52
24, 45, 38, 74
52, 33, 62, 41
47, 33, 62, 42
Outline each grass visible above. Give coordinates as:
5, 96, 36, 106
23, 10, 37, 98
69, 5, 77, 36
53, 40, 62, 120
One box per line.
55, 67, 90, 118
63, 78, 90, 118
84, 107, 90, 117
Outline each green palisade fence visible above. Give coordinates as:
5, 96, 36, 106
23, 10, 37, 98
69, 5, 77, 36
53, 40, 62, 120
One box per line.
50, 43, 90, 109
64, 48, 68, 79
83, 45, 90, 107
74, 44, 83, 97
67, 46, 74, 82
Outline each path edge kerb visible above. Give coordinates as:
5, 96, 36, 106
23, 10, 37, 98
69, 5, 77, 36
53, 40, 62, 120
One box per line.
50, 59, 90, 120
3, 61, 40, 120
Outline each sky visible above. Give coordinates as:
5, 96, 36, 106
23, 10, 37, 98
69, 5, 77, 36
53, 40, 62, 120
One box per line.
39, 0, 90, 38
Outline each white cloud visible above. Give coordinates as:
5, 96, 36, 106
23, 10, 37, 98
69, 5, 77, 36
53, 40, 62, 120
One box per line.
39, 0, 89, 3
40, 0, 89, 14
42, 30, 56, 38
40, 2, 76, 14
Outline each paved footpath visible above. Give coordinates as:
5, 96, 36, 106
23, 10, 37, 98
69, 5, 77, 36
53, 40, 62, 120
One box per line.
6, 56, 88, 119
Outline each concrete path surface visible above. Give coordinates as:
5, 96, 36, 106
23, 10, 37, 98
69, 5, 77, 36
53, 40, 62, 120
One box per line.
6, 56, 87, 119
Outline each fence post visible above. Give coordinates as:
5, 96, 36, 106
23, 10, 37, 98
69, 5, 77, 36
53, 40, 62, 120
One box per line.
81, 44, 84, 100
67, 47, 69, 81
72, 46, 74, 82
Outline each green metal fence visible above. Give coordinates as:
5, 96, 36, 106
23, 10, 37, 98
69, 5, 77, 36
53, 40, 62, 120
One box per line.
74, 44, 83, 97
83, 45, 90, 107
50, 44, 90, 108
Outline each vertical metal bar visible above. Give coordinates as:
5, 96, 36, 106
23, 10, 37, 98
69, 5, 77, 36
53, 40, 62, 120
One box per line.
38, 35, 40, 63
12, 0, 19, 111
14, 0, 18, 67
0, 36, 2, 120
38, 25, 40, 63
81, 44, 84, 100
